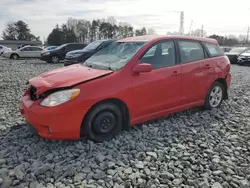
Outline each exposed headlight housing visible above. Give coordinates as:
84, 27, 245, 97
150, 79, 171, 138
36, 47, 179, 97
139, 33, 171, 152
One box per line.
40, 89, 80, 107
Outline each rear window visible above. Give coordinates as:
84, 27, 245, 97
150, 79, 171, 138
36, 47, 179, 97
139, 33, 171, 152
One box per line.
204, 43, 224, 57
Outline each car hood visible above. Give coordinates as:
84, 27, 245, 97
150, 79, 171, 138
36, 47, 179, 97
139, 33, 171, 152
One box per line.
29, 64, 113, 95
240, 52, 250, 57
67, 50, 83, 55
225, 52, 240, 55
67, 49, 94, 56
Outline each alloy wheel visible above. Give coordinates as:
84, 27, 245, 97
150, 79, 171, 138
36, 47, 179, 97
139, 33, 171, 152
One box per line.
209, 86, 223, 108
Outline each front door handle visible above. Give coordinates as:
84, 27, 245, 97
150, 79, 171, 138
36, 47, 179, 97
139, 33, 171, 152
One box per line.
204, 64, 211, 69
171, 71, 180, 76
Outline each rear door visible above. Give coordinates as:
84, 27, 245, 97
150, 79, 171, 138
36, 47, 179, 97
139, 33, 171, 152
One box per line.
177, 40, 209, 104
201, 42, 227, 95
29, 47, 43, 57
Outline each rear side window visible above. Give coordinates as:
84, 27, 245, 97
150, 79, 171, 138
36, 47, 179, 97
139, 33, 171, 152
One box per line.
204, 43, 224, 57
178, 40, 205, 63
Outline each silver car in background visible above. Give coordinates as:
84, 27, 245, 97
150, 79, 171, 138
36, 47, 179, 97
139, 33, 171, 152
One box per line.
2, 46, 43, 60
0, 45, 12, 56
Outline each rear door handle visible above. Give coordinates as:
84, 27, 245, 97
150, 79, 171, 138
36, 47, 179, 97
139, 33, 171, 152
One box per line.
171, 71, 180, 76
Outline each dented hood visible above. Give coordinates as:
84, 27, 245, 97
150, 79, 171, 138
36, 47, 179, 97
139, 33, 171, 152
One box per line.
29, 64, 113, 94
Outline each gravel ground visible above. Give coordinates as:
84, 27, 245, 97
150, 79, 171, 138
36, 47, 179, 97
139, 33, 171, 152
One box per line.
0, 59, 250, 188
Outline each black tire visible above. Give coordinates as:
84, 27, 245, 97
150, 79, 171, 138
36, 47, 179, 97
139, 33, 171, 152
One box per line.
51, 56, 59, 63
204, 81, 225, 110
10, 54, 19, 60
82, 103, 123, 142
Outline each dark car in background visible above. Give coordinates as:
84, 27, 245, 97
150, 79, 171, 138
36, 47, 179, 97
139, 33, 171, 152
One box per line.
40, 43, 87, 63
237, 48, 250, 65
64, 39, 115, 66
225, 47, 250, 64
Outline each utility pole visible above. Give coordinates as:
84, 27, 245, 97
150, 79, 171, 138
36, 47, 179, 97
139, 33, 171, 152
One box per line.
188, 20, 193, 36
201, 25, 204, 37
246, 27, 249, 44
178, 11, 184, 35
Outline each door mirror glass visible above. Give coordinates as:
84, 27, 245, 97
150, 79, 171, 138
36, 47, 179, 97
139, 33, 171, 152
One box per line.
132, 63, 152, 74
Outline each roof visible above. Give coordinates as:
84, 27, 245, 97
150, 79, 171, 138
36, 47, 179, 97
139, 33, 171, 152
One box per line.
0, 40, 42, 45
117, 35, 218, 44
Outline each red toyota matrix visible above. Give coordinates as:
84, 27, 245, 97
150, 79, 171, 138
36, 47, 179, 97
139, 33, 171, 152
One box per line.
20, 35, 232, 142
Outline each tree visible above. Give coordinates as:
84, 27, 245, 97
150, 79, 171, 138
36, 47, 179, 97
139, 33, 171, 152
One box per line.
2, 22, 17, 40
148, 28, 156, 35
47, 26, 64, 46
238, 34, 247, 44
208, 34, 239, 46
2, 20, 38, 41
135, 27, 147, 36
47, 24, 77, 45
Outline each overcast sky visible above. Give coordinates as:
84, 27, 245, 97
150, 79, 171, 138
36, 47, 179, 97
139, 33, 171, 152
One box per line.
1, 0, 250, 40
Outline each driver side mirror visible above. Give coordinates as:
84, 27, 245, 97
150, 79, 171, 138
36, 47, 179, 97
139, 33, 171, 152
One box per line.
132, 63, 152, 75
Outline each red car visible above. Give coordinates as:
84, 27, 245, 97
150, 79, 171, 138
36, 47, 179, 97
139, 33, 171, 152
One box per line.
20, 35, 231, 142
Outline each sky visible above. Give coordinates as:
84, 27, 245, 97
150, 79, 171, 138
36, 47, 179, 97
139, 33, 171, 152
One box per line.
1, 0, 250, 41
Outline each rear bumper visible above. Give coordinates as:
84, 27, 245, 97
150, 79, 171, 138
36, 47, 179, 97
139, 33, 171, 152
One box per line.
226, 73, 232, 88
19, 94, 91, 140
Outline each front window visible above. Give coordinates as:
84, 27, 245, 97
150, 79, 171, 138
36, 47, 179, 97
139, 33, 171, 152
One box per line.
83, 41, 146, 70
83, 40, 104, 51
229, 47, 247, 53
246, 49, 250, 53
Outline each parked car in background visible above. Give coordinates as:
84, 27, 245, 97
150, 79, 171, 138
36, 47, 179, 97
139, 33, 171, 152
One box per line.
220, 46, 232, 52
20, 35, 231, 142
64, 39, 115, 66
0, 45, 11, 55
237, 48, 250, 65
2, 46, 43, 59
40, 43, 87, 63
225, 47, 250, 64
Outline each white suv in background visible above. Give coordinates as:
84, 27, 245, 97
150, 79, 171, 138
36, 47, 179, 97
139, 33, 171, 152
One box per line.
0, 45, 11, 56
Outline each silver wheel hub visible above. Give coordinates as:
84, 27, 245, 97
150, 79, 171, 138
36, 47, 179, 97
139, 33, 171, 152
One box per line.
209, 86, 222, 108
52, 57, 58, 63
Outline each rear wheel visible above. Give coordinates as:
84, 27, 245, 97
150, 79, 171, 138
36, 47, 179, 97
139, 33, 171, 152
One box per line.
82, 103, 123, 142
11, 54, 19, 60
204, 81, 225, 110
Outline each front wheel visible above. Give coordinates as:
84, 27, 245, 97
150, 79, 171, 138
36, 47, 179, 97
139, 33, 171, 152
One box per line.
51, 56, 59, 63
82, 103, 123, 142
204, 81, 225, 110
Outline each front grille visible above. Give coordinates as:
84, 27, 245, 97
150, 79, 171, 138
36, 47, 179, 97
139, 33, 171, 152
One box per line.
30, 85, 37, 100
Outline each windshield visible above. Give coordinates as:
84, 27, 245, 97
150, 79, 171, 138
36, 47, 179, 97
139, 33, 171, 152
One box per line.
246, 49, 250, 53
82, 41, 146, 70
83, 40, 104, 51
55, 44, 67, 50
229, 47, 247, 53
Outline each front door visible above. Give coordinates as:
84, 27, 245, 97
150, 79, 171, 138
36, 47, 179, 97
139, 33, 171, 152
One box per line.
132, 40, 181, 119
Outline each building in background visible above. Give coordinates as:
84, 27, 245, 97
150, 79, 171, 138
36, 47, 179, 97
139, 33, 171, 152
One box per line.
0, 40, 42, 50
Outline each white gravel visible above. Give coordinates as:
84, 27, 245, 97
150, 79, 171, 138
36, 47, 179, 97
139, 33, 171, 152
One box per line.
0, 59, 250, 188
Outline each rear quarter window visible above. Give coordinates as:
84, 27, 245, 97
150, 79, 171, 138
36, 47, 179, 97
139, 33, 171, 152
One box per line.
204, 43, 224, 57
